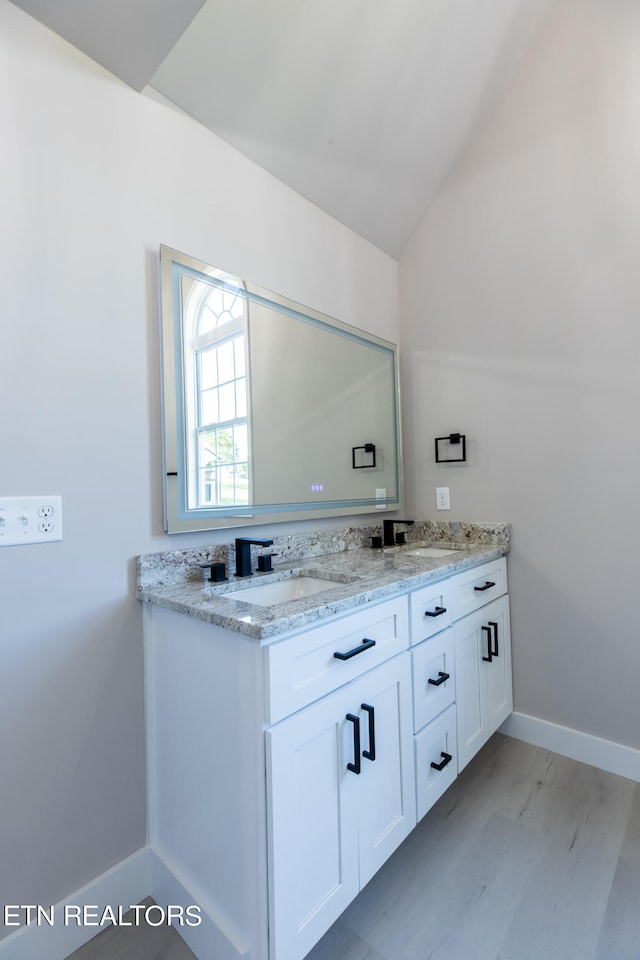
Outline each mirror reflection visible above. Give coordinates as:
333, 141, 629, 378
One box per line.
159, 246, 403, 532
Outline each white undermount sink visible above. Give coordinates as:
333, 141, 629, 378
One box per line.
222, 575, 340, 607
403, 547, 461, 558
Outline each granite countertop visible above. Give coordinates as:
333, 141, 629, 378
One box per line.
137, 522, 509, 641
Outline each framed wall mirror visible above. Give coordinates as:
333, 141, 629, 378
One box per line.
159, 245, 403, 532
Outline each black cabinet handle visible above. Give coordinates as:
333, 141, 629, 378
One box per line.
346, 714, 361, 774
474, 581, 496, 592
431, 751, 453, 771
424, 606, 447, 618
361, 703, 376, 762
489, 620, 499, 657
428, 671, 450, 687
482, 625, 493, 662
334, 638, 376, 661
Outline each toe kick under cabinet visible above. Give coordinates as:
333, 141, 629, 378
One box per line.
143, 557, 511, 960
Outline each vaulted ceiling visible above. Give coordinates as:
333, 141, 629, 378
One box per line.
11, 0, 559, 257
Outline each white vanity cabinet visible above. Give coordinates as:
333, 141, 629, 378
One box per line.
450, 559, 512, 771
143, 551, 511, 960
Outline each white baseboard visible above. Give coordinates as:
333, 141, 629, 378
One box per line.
0, 846, 248, 960
500, 711, 640, 783
149, 848, 248, 960
0, 847, 153, 960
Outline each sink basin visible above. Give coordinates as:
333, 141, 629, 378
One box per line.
403, 547, 461, 558
222, 575, 340, 607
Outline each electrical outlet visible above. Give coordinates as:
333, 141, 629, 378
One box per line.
436, 487, 450, 511
0, 496, 63, 546
375, 488, 387, 510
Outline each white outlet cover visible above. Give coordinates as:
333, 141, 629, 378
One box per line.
436, 487, 450, 510
0, 496, 63, 546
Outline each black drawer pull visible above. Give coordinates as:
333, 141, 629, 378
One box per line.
489, 620, 499, 658
361, 703, 376, 762
431, 751, 453, 771
424, 606, 447, 618
482, 624, 493, 662
428, 671, 450, 687
334, 638, 376, 661
474, 581, 496, 592
346, 713, 361, 774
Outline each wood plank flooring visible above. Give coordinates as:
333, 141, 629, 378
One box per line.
64, 897, 198, 960
67, 734, 640, 960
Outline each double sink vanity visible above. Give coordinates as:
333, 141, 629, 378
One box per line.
137, 520, 512, 960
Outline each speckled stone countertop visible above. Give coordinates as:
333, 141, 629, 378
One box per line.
137, 521, 509, 641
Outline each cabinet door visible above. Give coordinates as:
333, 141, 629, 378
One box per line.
353, 655, 416, 887
266, 654, 415, 960
266, 682, 360, 960
484, 595, 512, 732
454, 595, 512, 772
453, 610, 486, 771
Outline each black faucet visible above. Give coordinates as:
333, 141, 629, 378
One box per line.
382, 519, 414, 547
235, 538, 274, 578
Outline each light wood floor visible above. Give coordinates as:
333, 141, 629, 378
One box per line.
67, 734, 640, 960
64, 897, 198, 960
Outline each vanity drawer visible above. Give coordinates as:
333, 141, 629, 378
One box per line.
409, 581, 452, 645
415, 704, 457, 821
265, 597, 409, 724
448, 558, 507, 622
412, 628, 455, 733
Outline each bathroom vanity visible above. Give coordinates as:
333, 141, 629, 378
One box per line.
138, 523, 512, 960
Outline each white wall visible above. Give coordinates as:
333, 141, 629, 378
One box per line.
0, 0, 398, 935
400, 0, 640, 750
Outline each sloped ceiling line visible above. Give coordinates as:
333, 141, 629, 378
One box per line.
10, 0, 559, 257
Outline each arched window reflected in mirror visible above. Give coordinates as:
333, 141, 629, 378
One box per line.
183, 277, 250, 510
